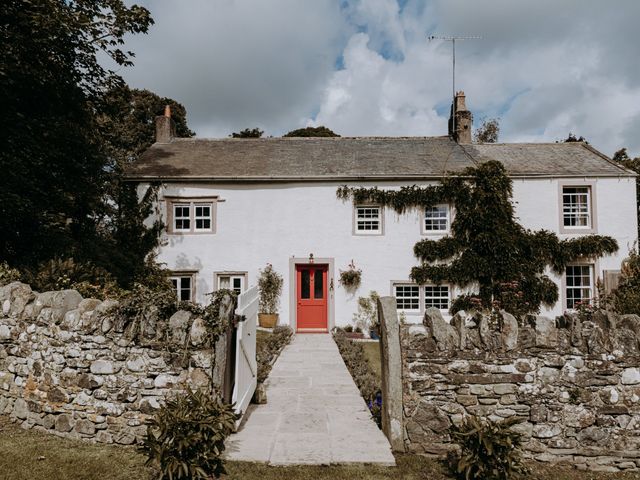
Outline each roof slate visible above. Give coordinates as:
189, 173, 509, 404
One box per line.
124, 136, 634, 181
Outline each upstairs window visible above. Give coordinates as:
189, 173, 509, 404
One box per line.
562, 186, 591, 229
216, 272, 247, 295
355, 205, 383, 235
424, 205, 450, 233
170, 274, 194, 302
167, 198, 216, 234
565, 264, 594, 309
424, 285, 450, 310
173, 204, 191, 231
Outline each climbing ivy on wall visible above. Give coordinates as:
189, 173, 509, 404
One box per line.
337, 161, 619, 313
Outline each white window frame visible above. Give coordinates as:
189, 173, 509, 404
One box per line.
559, 182, 597, 234
564, 264, 595, 310
173, 203, 191, 232
422, 204, 450, 235
353, 205, 383, 235
215, 272, 248, 295
424, 285, 450, 311
170, 273, 196, 302
166, 197, 217, 234
392, 283, 421, 313
194, 203, 213, 232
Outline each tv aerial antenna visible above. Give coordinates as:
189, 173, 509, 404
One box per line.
428, 35, 481, 138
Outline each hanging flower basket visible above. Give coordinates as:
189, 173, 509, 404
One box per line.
339, 260, 362, 291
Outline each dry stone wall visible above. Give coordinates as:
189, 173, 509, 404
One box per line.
0, 282, 223, 444
400, 307, 640, 473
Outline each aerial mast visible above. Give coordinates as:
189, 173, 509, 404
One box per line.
428, 35, 481, 139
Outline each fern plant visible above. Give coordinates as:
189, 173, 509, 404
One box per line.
450, 415, 529, 480
141, 388, 237, 480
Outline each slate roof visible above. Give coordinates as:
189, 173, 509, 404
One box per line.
125, 136, 634, 182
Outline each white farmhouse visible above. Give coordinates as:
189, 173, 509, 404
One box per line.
127, 94, 637, 330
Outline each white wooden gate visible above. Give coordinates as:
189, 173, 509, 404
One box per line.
231, 285, 258, 429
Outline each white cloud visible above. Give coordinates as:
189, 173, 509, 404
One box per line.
121, 0, 640, 156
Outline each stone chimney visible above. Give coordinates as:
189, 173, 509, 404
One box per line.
155, 105, 176, 144
448, 91, 473, 143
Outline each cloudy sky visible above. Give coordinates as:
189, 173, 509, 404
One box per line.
119, 0, 640, 156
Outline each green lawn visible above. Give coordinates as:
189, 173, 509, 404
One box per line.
361, 340, 382, 383
1, 416, 637, 480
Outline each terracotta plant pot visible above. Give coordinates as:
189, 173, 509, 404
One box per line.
258, 313, 278, 328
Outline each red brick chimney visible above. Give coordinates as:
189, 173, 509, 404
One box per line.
155, 105, 176, 144
448, 91, 473, 143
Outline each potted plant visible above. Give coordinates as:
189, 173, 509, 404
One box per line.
339, 260, 362, 291
353, 291, 380, 339
258, 263, 283, 328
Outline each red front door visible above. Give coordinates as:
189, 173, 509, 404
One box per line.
296, 265, 328, 332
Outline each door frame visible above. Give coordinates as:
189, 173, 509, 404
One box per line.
289, 256, 335, 333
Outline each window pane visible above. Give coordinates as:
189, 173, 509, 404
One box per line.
562, 187, 590, 227
356, 206, 381, 232
232, 277, 243, 294
566, 265, 593, 309
219, 276, 230, 289
425, 206, 449, 231
174, 204, 191, 231
395, 285, 420, 311
194, 203, 212, 231
301, 270, 310, 299
425, 285, 449, 310
314, 269, 324, 299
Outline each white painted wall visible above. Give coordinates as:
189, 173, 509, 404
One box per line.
143, 176, 637, 326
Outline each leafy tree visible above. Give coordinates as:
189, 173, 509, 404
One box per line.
473, 118, 500, 143
230, 128, 263, 138
95, 87, 194, 284
284, 126, 340, 137
563, 133, 588, 143
0, 0, 152, 271
338, 161, 618, 314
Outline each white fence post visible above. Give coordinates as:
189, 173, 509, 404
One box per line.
231, 285, 259, 429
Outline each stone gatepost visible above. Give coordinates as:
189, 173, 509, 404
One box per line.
377, 296, 404, 452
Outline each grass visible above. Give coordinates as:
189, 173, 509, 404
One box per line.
360, 340, 382, 383
0, 417, 638, 480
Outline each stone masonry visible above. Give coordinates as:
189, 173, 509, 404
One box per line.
0, 282, 223, 444
380, 303, 640, 473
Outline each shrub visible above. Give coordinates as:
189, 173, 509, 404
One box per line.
0, 262, 21, 286
352, 290, 379, 333
27, 257, 119, 299
110, 281, 178, 340
258, 264, 283, 314
256, 325, 293, 383
333, 329, 381, 427
610, 248, 640, 314
141, 388, 237, 480
450, 416, 529, 480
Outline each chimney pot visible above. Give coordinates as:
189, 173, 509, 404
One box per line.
155, 106, 175, 143
448, 91, 472, 143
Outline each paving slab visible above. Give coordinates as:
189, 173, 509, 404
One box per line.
225, 333, 396, 466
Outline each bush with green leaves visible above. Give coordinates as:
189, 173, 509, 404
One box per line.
0, 262, 21, 286
27, 257, 120, 299
450, 416, 529, 480
258, 263, 283, 314
256, 325, 293, 383
352, 290, 380, 333
141, 388, 237, 480
610, 248, 640, 314
338, 160, 618, 315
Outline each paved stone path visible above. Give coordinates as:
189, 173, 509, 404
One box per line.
225, 333, 396, 466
